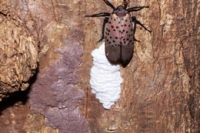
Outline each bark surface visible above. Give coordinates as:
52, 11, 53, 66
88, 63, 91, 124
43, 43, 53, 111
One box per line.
82, 0, 200, 132
0, 0, 199, 133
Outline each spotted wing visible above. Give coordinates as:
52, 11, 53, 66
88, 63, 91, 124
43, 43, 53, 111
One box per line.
105, 14, 122, 65
119, 14, 134, 67
105, 14, 134, 67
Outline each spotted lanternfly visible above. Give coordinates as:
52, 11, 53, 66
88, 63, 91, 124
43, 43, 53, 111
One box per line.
85, 0, 151, 67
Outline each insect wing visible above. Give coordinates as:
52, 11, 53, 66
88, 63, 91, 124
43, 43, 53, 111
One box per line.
105, 14, 121, 65
119, 14, 134, 67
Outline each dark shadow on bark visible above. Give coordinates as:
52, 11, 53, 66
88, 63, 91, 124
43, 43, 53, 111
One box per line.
0, 67, 39, 115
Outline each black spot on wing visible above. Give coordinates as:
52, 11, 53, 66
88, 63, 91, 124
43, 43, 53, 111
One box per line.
106, 32, 110, 35
106, 28, 110, 32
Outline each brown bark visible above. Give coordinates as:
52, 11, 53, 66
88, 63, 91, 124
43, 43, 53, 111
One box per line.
82, 0, 200, 133
0, 0, 199, 133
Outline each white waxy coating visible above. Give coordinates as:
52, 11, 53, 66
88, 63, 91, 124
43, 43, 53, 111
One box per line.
90, 42, 123, 109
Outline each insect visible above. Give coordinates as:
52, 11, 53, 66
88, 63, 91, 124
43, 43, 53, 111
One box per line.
85, 0, 151, 67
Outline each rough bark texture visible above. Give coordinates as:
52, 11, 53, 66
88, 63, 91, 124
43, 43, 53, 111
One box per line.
0, 0, 199, 133
0, 8, 38, 101
29, 42, 89, 133
0, 0, 89, 132
82, 0, 199, 133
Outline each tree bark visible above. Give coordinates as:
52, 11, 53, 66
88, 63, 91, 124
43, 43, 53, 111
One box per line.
82, 0, 200, 132
0, 0, 199, 133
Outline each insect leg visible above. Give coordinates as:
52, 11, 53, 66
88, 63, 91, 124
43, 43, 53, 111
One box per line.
127, 6, 149, 12
97, 17, 109, 42
85, 12, 110, 17
132, 16, 151, 32
103, 0, 115, 9
131, 16, 139, 41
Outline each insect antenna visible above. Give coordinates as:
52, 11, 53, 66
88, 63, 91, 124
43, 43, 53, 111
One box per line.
127, 6, 149, 12
85, 12, 110, 17
103, 0, 115, 10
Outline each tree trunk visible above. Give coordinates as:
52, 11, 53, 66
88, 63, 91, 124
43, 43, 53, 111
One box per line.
82, 0, 200, 132
0, 0, 199, 133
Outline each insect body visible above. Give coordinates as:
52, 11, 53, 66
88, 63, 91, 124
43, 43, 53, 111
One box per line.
85, 0, 151, 67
